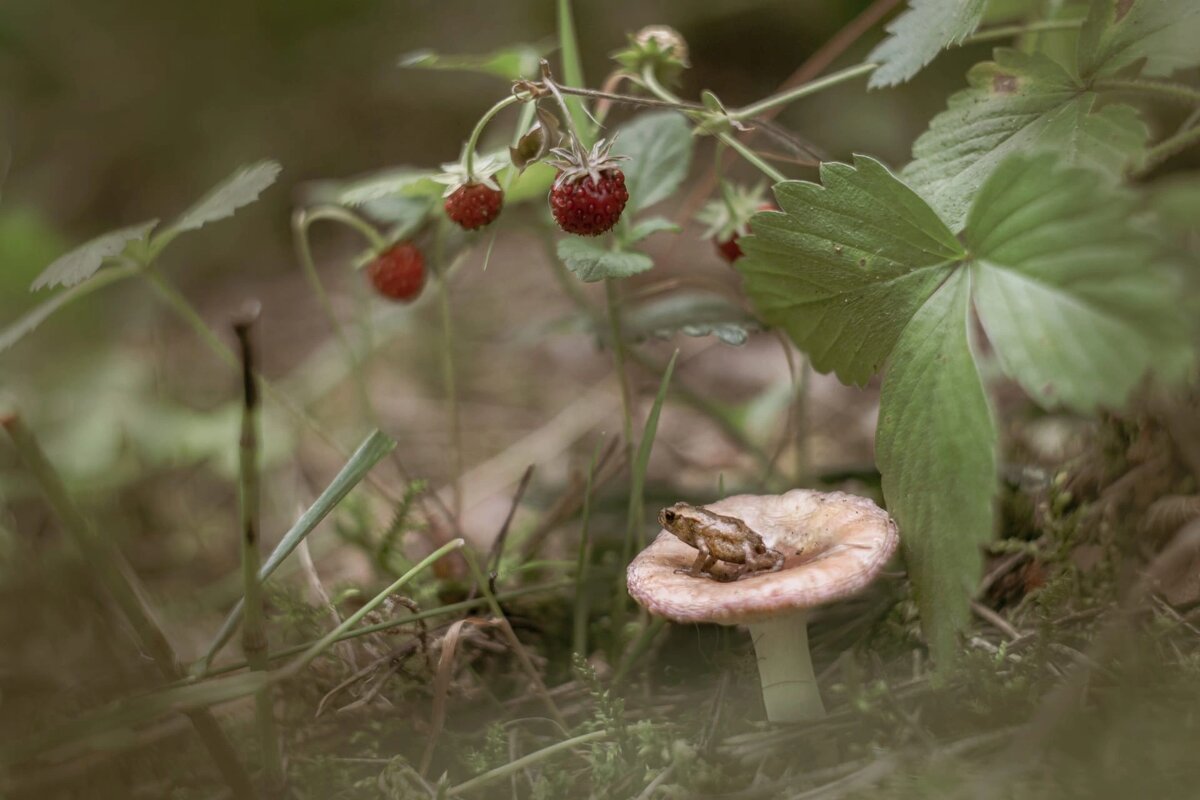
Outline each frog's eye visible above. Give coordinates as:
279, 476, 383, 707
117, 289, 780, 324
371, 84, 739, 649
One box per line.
663, 509, 677, 523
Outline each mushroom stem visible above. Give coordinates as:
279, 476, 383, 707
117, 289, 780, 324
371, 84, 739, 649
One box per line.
748, 614, 825, 723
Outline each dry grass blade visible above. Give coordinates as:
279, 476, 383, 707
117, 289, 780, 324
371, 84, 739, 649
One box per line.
419, 617, 501, 775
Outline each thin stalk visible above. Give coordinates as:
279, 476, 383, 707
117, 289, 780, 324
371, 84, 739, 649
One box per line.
640, 66, 786, 183
1134, 123, 1200, 177
233, 315, 284, 790
282, 538, 466, 675
464, 96, 521, 177
461, 548, 567, 727
292, 207, 379, 424
433, 225, 463, 518
961, 18, 1083, 45
0, 410, 258, 799
555, 0, 592, 145
447, 729, 611, 796
141, 268, 405, 506
604, 279, 636, 461
730, 62, 879, 120
572, 438, 605, 657
201, 579, 573, 679
1094, 78, 1200, 106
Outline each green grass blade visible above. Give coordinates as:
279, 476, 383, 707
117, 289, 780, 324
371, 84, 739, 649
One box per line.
556, 0, 592, 144
624, 349, 678, 564
197, 429, 397, 672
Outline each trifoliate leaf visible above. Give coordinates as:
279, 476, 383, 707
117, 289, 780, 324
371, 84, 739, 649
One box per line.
613, 112, 694, 212
737, 155, 964, 385
866, 0, 987, 88
625, 216, 681, 245
30, 220, 157, 291
163, 160, 281, 238
1078, 0, 1200, 79
903, 49, 1147, 230
557, 238, 653, 282
621, 292, 761, 346
399, 44, 546, 81
876, 267, 996, 668
967, 152, 1191, 412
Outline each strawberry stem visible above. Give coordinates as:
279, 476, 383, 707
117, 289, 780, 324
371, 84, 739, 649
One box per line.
464, 95, 521, 180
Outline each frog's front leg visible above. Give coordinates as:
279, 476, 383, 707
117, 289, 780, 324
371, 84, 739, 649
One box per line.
676, 542, 713, 578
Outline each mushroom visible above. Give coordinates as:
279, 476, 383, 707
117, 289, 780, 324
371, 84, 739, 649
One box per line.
627, 489, 898, 723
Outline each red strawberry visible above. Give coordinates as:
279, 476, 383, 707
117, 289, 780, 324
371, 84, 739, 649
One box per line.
547, 138, 630, 237
714, 204, 775, 263
699, 187, 775, 264
366, 242, 425, 302
444, 182, 503, 230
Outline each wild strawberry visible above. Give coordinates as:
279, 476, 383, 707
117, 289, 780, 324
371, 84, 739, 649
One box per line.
444, 182, 503, 230
697, 184, 774, 264
547, 138, 630, 236
366, 242, 425, 302
435, 153, 505, 230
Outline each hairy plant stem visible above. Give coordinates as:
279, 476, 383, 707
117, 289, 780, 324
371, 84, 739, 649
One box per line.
731, 62, 879, 120
464, 95, 521, 177
0, 411, 258, 799
1135, 123, 1200, 177
962, 18, 1082, 45
639, 66, 786, 183
233, 315, 284, 791
1095, 78, 1200, 106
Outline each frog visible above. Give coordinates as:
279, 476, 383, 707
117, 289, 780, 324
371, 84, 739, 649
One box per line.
658, 502, 785, 582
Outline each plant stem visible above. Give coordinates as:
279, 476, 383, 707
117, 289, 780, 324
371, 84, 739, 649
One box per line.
447, 729, 611, 796
201, 579, 573, 679
1095, 78, 1200, 106
961, 18, 1083, 45
1135, 123, 1200, 176
640, 66, 787, 183
233, 315, 284, 790
748, 614, 825, 723
572, 438, 605, 657
433, 226, 464, 518
0, 410, 258, 799
292, 207, 378, 425
283, 538, 466, 675
604, 279, 636, 461
464, 96, 521, 177
555, 0, 592, 145
461, 549, 567, 727
731, 62, 879, 120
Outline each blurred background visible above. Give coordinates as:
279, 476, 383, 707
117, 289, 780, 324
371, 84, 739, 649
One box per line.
3, 1, 1200, 797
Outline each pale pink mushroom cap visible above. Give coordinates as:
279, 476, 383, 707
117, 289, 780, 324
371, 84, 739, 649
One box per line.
627, 489, 899, 625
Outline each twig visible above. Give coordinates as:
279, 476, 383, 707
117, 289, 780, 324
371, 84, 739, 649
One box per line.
233, 307, 285, 790
970, 600, 1021, 641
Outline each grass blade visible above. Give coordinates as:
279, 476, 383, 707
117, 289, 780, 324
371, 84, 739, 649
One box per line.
556, 0, 593, 144
197, 428, 397, 672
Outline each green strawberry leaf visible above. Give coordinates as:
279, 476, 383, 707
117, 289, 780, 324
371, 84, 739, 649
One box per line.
157, 161, 281, 246
557, 238, 653, 282
866, 0, 987, 88
1078, 0, 1200, 79
333, 168, 442, 207
398, 43, 546, 81
624, 216, 681, 245
614, 112, 694, 212
737, 155, 964, 385
876, 267, 996, 668
621, 291, 761, 346
30, 220, 158, 291
967, 152, 1192, 412
903, 49, 1147, 231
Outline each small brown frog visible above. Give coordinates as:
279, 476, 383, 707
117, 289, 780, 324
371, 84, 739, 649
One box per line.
658, 502, 784, 581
